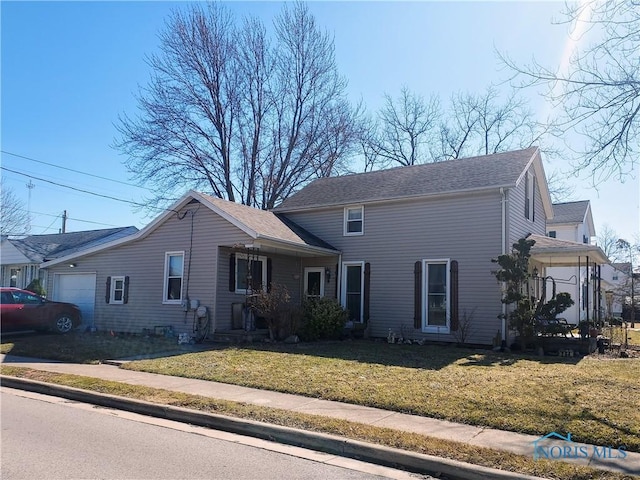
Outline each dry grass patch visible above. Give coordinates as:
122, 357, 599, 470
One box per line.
122, 341, 640, 451
1, 366, 634, 480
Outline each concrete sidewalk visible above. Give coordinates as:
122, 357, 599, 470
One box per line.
1, 353, 638, 478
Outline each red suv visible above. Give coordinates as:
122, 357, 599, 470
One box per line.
0, 287, 82, 334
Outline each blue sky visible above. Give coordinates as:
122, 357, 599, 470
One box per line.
1, 1, 638, 243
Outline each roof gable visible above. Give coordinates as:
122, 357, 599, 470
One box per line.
42, 192, 337, 267
549, 201, 593, 229
275, 147, 543, 212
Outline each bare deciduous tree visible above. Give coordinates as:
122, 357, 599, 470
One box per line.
501, 1, 640, 181
597, 224, 622, 261
115, 2, 360, 211
436, 87, 547, 160
363, 87, 440, 168
1, 181, 29, 236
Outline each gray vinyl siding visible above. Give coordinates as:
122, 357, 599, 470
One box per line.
45, 203, 253, 335
284, 190, 505, 345
507, 166, 546, 246
214, 248, 304, 330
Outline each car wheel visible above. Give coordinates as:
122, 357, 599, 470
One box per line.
53, 314, 74, 334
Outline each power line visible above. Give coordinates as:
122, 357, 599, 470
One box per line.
1, 150, 151, 190
2, 166, 149, 209
0, 166, 180, 215
14, 207, 117, 227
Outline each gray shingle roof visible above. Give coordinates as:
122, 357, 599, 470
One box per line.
200, 194, 336, 251
548, 201, 590, 225
9, 227, 139, 263
275, 147, 539, 211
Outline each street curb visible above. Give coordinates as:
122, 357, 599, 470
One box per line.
1, 375, 544, 480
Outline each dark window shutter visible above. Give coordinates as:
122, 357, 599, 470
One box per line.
266, 258, 272, 292
450, 260, 459, 331
414, 261, 422, 329
363, 262, 371, 323
229, 254, 236, 292
334, 263, 339, 298
532, 176, 536, 222
123, 276, 130, 304
105, 276, 111, 304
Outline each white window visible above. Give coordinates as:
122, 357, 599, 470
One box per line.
110, 276, 125, 304
235, 254, 267, 294
422, 259, 450, 333
163, 252, 184, 304
341, 261, 364, 322
304, 267, 325, 299
344, 206, 364, 236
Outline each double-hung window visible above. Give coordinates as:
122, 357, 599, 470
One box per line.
235, 254, 267, 294
344, 206, 364, 236
163, 252, 184, 303
111, 276, 125, 304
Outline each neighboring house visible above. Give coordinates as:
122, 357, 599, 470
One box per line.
1, 227, 138, 325
601, 262, 631, 318
544, 201, 597, 325
40, 147, 608, 345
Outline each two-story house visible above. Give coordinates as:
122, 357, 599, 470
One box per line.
40, 147, 608, 345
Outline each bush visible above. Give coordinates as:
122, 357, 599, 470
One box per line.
25, 279, 46, 296
300, 297, 348, 341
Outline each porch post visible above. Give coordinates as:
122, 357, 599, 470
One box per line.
585, 256, 590, 324
597, 264, 602, 324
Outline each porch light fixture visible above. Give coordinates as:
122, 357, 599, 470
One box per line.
325, 267, 331, 283
532, 267, 538, 278
69, 263, 76, 268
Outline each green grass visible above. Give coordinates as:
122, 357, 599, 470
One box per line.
1, 366, 634, 480
122, 341, 640, 452
0, 331, 183, 363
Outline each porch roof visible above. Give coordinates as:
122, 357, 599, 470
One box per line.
529, 234, 609, 267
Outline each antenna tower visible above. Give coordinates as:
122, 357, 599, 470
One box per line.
26, 180, 35, 234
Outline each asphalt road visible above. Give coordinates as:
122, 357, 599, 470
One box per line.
1, 388, 429, 480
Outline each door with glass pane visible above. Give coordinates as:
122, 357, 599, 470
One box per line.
424, 260, 449, 331
342, 263, 363, 323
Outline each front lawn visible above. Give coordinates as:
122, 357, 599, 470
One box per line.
0, 331, 182, 363
123, 341, 640, 452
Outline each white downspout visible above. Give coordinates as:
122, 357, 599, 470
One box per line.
500, 188, 508, 343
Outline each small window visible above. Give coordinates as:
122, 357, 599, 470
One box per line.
111, 276, 125, 305
235, 254, 267, 294
548, 231, 556, 238
344, 206, 364, 236
304, 267, 325, 299
163, 252, 184, 303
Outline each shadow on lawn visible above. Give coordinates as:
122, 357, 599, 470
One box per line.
0, 330, 185, 364
204, 339, 584, 370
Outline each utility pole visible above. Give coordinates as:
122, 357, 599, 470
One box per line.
61, 210, 67, 234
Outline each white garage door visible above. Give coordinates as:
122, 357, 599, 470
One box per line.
53, 273, 97, 327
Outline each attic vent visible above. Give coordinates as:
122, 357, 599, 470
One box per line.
188, 199, 201, 205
